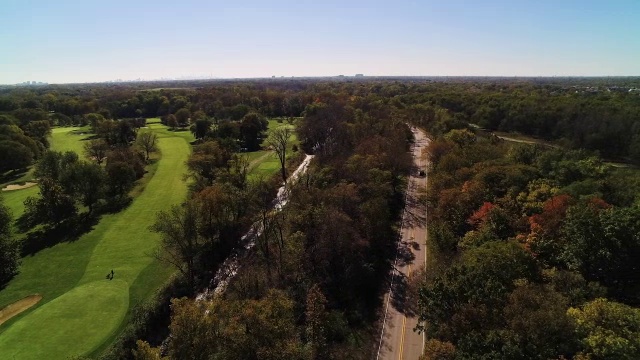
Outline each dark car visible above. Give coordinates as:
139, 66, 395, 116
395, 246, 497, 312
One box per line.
418, 170, 426, 177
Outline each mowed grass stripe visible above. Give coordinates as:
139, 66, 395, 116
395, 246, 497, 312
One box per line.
79, 136, 189, 285
0, 134, 190, 359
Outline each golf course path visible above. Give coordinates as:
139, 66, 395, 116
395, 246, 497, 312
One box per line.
0, 134, 190, 360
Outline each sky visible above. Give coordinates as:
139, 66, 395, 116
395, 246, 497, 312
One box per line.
1, 0, 639, 84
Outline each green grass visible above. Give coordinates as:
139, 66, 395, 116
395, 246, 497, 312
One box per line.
1, 127, 90, 189
1, 186, 38, 219
0, 123, 192, 360
244, 119, 300, 180
50, 126, 93, 157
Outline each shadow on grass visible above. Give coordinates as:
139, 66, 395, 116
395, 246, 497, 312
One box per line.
20, 214, 100, 257
18, 197, 132, 257
0, 168, 30, 185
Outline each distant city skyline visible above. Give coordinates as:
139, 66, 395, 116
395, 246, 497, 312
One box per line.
1, 0, 639, 84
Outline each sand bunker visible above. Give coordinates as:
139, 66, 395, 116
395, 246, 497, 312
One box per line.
0, 294, 43, 326
1, 182, 37, 191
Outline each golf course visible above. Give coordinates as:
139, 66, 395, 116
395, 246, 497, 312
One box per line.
0, 122, 191, 359
0, 119, 298, 359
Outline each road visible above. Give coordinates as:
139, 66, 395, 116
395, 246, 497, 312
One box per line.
377, 127, 429, 360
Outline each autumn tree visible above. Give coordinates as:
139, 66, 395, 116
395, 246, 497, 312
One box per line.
135, 130, 158, 161
267, 126, 291, 182
138, 290, 305, 359
305, 284, 328, 359
83, 138, 109, 165
186, 140, 233, 191
150, 201, 202, 289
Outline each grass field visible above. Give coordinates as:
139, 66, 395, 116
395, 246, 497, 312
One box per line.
0, 123, 192, 359
49, 126, 93, 156
0, 127, 91, 190
1, 186, 38, 219
245, 119, 299, 180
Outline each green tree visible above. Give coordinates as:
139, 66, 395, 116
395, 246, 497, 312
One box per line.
22, 177, 77, 227
174, 108, 191, 128
0, 140, 33, 172
83, 138, 109, 165
191, 118, 211, 140
166, 114, 178, 130
240, 112, 268, 151
0, 197, 19, 285
105, 161, 136, 199
418, 241, 538, 342
502, 282, 578, 359
64, 162, 106, 213
568, 298, 640, 360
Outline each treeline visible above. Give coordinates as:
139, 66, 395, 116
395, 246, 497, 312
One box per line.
2, 79, 639, 171
133, 97, 412, 359
418, 126, 640, 359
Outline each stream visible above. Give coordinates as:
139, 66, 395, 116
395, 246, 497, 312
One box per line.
195, 154, 314, 301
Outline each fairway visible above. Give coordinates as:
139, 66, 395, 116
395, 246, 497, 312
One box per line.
246, 119, 299, 180
1, 186, 39, 219
50, 127, 93, 156
0, 125, 191, 359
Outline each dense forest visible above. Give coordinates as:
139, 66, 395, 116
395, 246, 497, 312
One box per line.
0, 77, 639, 359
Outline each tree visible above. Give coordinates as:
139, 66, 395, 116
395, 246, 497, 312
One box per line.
133, 340, 163, 360
568, 298, 640, 359
561, 203, 640, 298
267, 126, 291, 183
0, 141, 33, 172
105, 161, 136, 199
22, 177, 77, 227
64, 162, 106, 213
174, 108, 191, 128
186, 141, 233, 190
502, 282, 578, 359
164, 290, 304, 360
418, 241, 538, 342
83, 139, 109, 165
306, 284, 328, 359
85, 113, 106, 132
150, 201, 202, 289
135, 130, 158, 161
239, 112, 268, 151
191, 118, 211, 140
166, 114, 178, 130
0, 198, 19, 285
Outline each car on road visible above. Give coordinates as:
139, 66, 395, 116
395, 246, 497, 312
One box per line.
418, 170, 426, 177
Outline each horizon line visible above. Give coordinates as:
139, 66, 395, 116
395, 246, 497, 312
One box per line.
4, 74, 640, 86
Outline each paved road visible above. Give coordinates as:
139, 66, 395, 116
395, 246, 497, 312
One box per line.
377, 127, 429, 360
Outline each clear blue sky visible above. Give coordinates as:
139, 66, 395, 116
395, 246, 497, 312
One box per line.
1, 0, 639, 83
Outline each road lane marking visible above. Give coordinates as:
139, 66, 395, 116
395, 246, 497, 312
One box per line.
398, 314, 407, 360
398, 263, 412, 360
